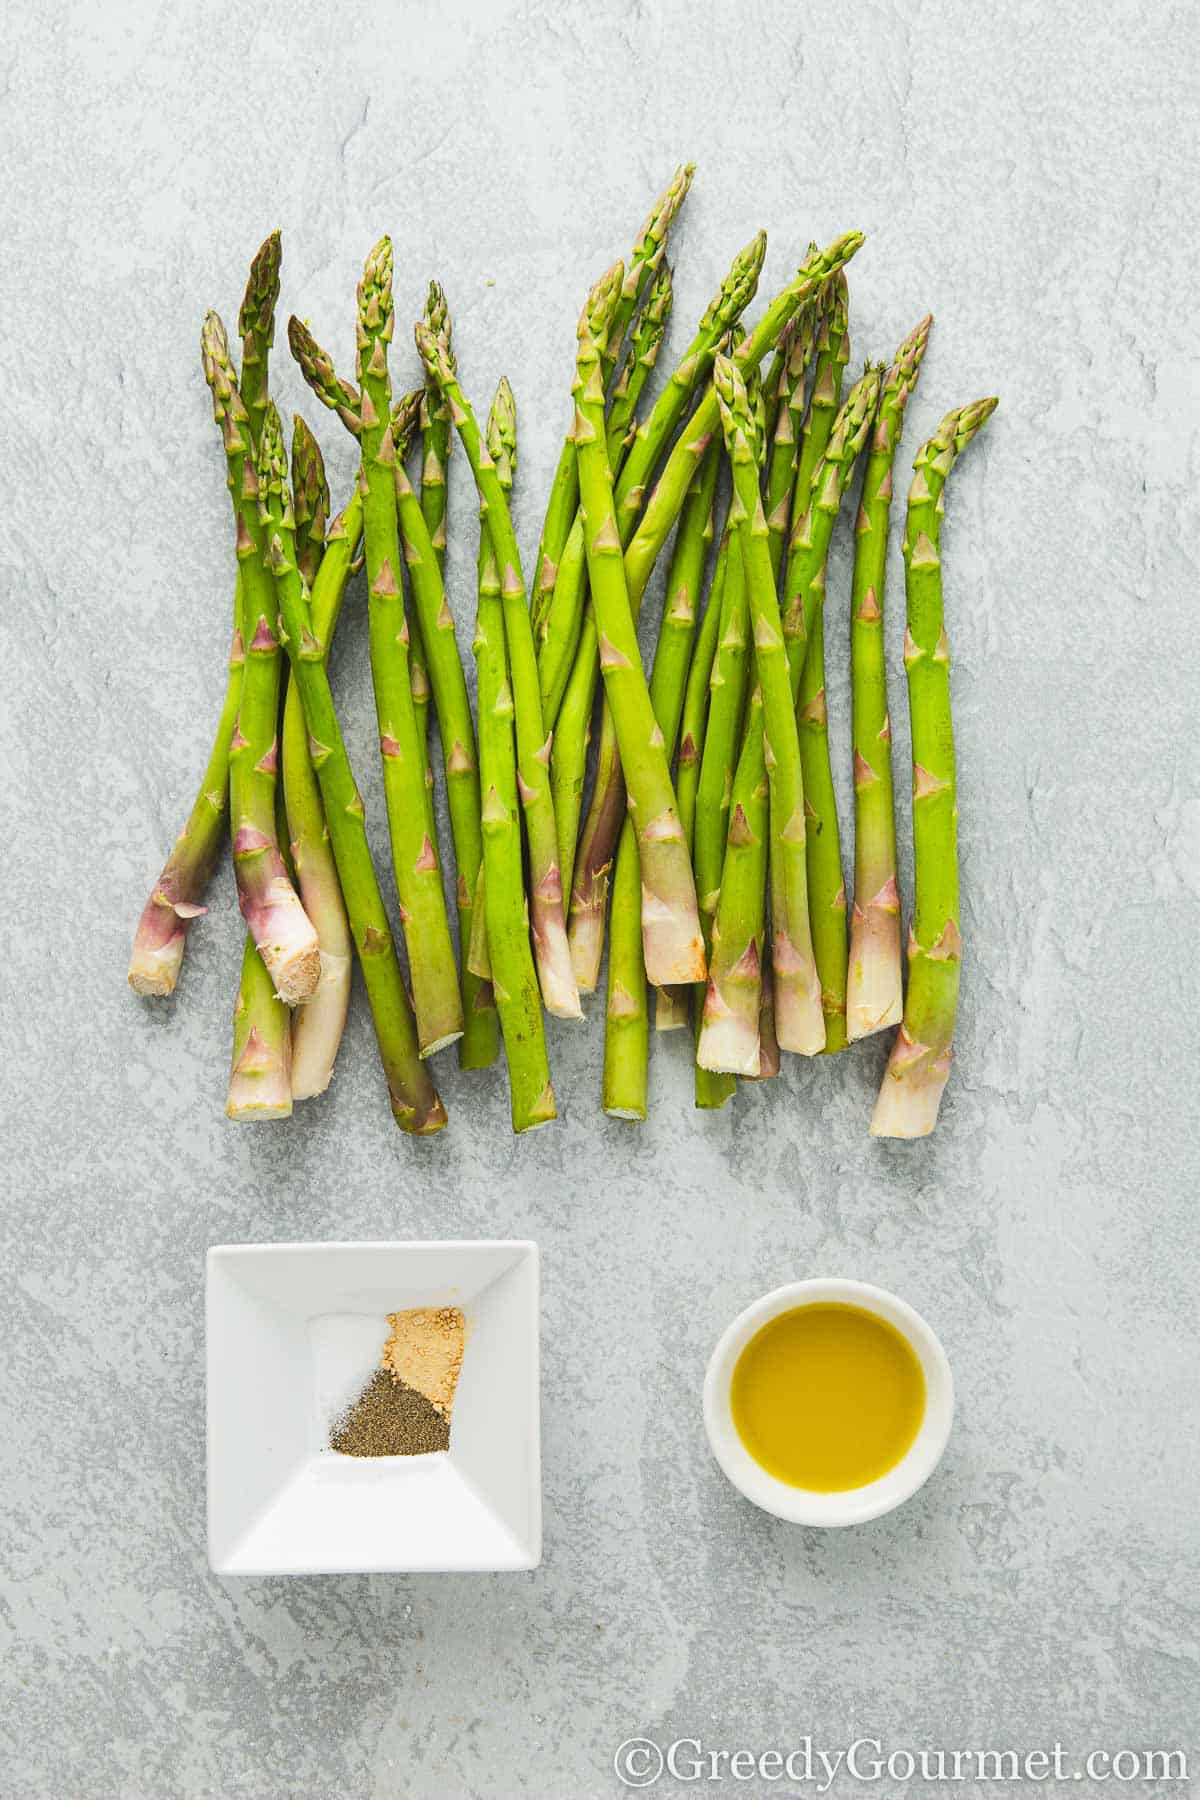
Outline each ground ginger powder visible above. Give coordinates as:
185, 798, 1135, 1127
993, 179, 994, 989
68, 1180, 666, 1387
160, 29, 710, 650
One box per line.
381, 1307, 466, 1420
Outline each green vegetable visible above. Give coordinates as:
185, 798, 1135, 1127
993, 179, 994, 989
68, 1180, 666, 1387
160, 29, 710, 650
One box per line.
201, 311, 320, 1006
846, 315, 932, 1042
474, 379, 556, 1130
391, 387, 499, 1072
623, 232, 864, 609
415, 318, 582, 1019
289, 240, 463, 1056
284, 494, 363, 1100
259, 401, 448, 1134
872, 397, 997, 1138
712, 352, 825, 1057
571, 264, 705, 987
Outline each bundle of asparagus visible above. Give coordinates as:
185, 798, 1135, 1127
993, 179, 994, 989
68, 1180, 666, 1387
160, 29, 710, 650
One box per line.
129, 172, 996, 1139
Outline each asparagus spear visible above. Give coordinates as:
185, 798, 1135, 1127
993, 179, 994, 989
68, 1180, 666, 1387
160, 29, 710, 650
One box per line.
227, 934, 293, 1119
608, 431, 720, 1046
676, 520, 729, 860
474, 380, 556, 1131
872, 397, 997, 1138
790, 274, 850, 551
200, 312, 320, 1006
571, 264, 705, 986
545, 227, 765, 790
697, 679, 770, 1073
847, 315, 932, 1041
128, 234, 283, 997
623, 231, 864, 609
391, 387, 499, 1072
127, 625, 242, 995
418, 281, 453, 573
410, 281, 451, 817
691, 522, 747, 1109
288, 240, 463, 1055
710, 352, 827, 1057
414, 320, 582, 1020
284, 494, 362, 1099
565, 236, 834, 985
605, 255, 673, 459
763, 294, 820, 580
258, 402, 447, 1133
291, 413, 330, 590
530, 165, 694, 641
649, 438, 721, 775
534, 255, 675, 723
648, 438, 721, 1031
603, 163, 694, 383
237, 229, 282, 451
602, 817, 648, 1119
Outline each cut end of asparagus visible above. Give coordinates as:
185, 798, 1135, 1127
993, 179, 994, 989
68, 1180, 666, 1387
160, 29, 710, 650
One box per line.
262, 939, 321, 1006
870, 1033, 951, 1138
654, 985, 690, 1032
127, 931, 187, 998
846, 909, 904, 1042
290, 952, 353, 1099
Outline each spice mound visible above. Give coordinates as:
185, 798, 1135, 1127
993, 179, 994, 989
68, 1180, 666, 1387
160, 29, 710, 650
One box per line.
330, 1371, 449, 1458
329, 1306, 466, 1459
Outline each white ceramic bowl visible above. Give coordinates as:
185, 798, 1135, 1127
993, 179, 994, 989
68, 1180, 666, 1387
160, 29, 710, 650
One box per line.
207, 1240, 540, 1574
703, 1277, 954, 1527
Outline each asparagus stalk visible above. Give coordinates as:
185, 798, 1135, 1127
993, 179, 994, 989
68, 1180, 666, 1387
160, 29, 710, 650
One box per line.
411, 281, 452, 820
200, 313, 320, 1005
414, 320, 582, 1020
623, 231, 864, 610
291, 414, 330, 590
648, 438, 721, 1031
475, 379, 556, 1131
675, 519, 729, 859
127, 625, 241, 995
763, 294, 820, 580
603, 162, 694, 382
534, 256, 675, 722
790, 274, 850, 549
288, 241, 463, 1054
391, 387, 500, 1072
129, 234, 284, 998
565, 238, 838, 987
571, 265, 705, 986
530, 165, 694, 641
847, 315, 932, 1041
284, 493, 363, 1099
691, 522, 747, 1109
259, 402, 447, 1133
237, 229, 282, 451
711, 352, 827, 1057
227, 934, 293, 1119
605, 255, 673, 460
602, 817, 648, 1118
561, 236, 769, 979
872, 397, 997, 1138
697, 679, 770, 1072
649, 438, 721, 772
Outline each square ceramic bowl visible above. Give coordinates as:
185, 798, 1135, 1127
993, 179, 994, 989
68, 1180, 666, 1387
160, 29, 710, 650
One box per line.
207, 1240, 540, 1575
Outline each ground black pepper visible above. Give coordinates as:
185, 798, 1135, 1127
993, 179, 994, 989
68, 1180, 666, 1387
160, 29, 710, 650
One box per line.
329, 1371, 450, 1457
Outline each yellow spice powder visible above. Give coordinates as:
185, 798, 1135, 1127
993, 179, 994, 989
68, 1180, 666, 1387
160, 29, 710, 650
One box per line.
382, 1307, 465, 1419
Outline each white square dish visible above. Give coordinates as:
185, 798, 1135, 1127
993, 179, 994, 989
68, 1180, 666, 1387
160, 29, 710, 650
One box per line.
206, 1240, 540, 1575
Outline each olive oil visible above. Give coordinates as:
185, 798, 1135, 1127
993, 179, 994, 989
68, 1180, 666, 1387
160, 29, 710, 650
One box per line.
730, 1302, 926, 1491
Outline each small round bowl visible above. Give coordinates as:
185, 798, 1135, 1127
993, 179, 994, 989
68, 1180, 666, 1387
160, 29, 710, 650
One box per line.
703, 1277, 954, 1527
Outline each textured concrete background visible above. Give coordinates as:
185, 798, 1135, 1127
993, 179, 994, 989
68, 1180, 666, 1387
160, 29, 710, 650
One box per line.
2, 0, 1198, 1793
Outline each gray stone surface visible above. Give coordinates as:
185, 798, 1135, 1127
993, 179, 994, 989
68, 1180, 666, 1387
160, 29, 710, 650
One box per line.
2, 0, 1198, 1793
